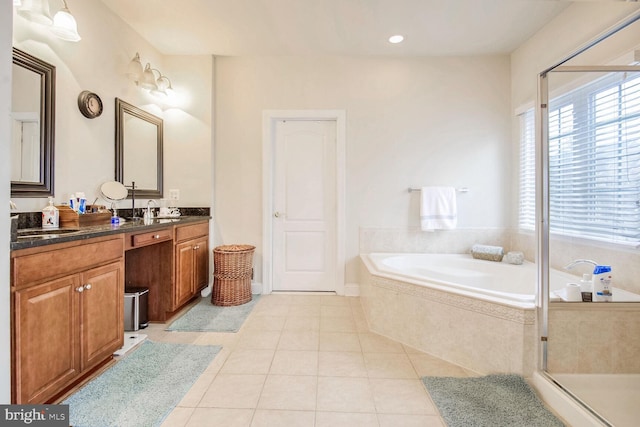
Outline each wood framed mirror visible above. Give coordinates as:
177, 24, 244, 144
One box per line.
115, 98, 163, 199
11, 48, 55, 198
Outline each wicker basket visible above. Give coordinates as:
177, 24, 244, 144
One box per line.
212, 244, 255, 306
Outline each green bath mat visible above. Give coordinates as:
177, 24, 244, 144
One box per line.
166, 295, 260, 332
422, 374, 565, 427
64, 341, 221, 427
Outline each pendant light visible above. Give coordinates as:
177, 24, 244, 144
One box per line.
17, 0, 52, 26
50, 0, 81, 42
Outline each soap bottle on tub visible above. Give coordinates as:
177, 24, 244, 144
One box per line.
593, 265, 613, 302
42, 197, 59, 229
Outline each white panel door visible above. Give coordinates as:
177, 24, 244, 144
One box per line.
272, 120, 337, 291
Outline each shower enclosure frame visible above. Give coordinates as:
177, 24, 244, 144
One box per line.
537, 9, 640, 425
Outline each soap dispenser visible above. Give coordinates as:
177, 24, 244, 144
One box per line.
42, 197, 59, 229
579, 273, 593, 302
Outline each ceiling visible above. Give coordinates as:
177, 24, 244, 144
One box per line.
100, 0, 574, 57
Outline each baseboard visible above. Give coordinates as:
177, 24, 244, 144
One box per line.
251, 282, 263, 294
344, 282, 360, 297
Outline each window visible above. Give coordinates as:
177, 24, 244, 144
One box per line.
519, 73, 640, 245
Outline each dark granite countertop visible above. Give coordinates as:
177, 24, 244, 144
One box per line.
11, 216, 210, 251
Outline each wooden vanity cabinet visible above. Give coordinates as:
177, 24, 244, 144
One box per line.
173, 222, 209, 310
11, 236, 124, 404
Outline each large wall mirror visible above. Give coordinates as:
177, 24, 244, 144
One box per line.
115, 98, 163, 199
11, 48, 55, 198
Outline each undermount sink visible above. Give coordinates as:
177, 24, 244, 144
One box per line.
17, 228, 82, 239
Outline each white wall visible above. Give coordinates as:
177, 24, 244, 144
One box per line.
215, 55, 512, 284
11, 0, 212, 213
1, 0, 13, 404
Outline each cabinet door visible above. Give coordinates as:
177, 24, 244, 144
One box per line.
174, 240, 196, 309
193, 236, 209, 291
14, 275, 80, 404
80, 261, 124, 371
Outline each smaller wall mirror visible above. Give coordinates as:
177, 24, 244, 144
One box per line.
11, 48, 55, 197
115, 98, 163, 198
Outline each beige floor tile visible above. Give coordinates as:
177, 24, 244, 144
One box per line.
199, 374, 266, 408
287, 294, 324, 306
315, 411, 379, 427
259, 293, 294, 305
359, 333, 405, 353
321, 295, 351, 306
177, 372, 216, 407
203, 347, 232, 375
377, 414, 446, 427
319, 332, 362, 352
193, 332, 239, 348
288, 305, 322, 317
283, 315, 321, 331
185, 408, 254, 427
320, 316, 357, 333
277, 330, 319, 351
251, 303, 290, 317
408, 353, 471, 377
321, 305, 353, 317
370, 378, 436, 414
364, 353, 418, 379
242, 315, 287, 332
220, 349, 275, 374
270, 350, 318, 375
257, 375, 317, 410
161, 407, 195, 427
251, 409, 315, 427
318, 352, 368, 377
235, 330, 281, 350
316, 377, 376, 413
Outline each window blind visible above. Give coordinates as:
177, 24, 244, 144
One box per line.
518, 109, 536, 231
547, 73, 640, 244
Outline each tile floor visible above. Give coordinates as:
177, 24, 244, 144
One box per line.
146, 293, 478, 427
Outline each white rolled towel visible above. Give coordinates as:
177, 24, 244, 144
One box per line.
470, 244, 504, 262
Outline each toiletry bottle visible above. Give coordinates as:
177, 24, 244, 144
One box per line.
579, 273, 593, 302
42, 197, 59, 229
111, 203, 120, 226
593, 265, 613, 302
77, 192, 87, 214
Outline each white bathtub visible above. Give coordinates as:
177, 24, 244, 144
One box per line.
364, 253, 640, 307
364, 252, 573, 308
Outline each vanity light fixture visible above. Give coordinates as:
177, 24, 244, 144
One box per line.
126, 53, 144, 83
17, 0, 53, 26
151, 72, 174, 97
388, 34, 404, 44
127, 53, 175, 96
50, 0, 81, 42
139, 63, 158, 90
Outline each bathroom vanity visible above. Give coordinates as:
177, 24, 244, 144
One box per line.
9, 217, 210, 404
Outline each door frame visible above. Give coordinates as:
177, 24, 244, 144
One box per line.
262, 110, 346, 295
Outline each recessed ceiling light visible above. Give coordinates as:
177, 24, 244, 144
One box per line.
388, 35, 404, 44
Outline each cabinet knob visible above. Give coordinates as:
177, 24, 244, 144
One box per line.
154, 234, 160, 239
76, 286, 84, 293
193, 245, 199, 250
84, 284, 92, 290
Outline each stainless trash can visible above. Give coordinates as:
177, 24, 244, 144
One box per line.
124, 287, 149, 331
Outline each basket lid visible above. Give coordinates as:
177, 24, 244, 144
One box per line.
214, 244, 256, 253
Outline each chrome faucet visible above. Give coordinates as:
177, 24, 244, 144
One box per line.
564, 259, 598, 270
144, 199, 157, 221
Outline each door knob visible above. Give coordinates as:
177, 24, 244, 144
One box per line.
274, 211, 285, 218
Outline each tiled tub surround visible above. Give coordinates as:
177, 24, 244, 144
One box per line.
359, 255, 538, 376
547, 303, 640, 374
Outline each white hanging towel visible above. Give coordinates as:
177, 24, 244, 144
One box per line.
420, 186, 457, 231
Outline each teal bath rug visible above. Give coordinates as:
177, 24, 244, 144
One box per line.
166, 295, 261, 332
422, 374, 565, 427
64, 340, 221, 427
